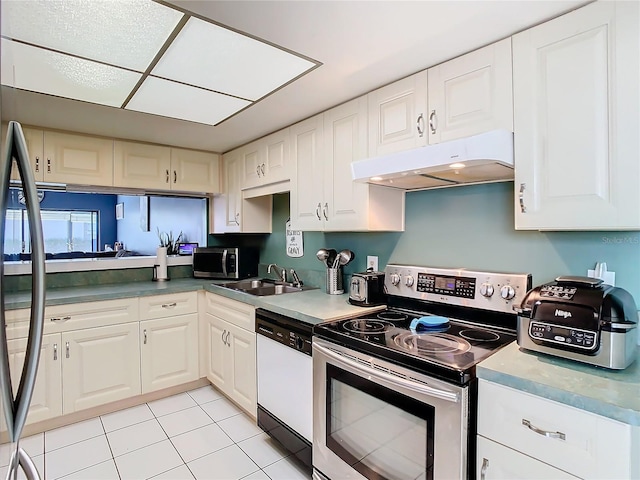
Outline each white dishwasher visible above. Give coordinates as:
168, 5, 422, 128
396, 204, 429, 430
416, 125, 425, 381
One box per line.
256, 308, 313, 469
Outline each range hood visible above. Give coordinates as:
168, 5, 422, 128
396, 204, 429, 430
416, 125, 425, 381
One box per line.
352, 129, 514, 190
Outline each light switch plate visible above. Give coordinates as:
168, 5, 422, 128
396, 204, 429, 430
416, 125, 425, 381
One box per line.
367, 256, 379, 272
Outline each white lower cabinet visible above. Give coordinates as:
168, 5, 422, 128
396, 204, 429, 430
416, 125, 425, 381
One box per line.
140, 314, 199, 394
477, 380, 638, 479
476, 436, 578, 479
203, 293, 256, 416
62, 323, 141, 414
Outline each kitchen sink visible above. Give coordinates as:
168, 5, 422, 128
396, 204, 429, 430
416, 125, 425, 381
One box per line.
219, 278, 314, 296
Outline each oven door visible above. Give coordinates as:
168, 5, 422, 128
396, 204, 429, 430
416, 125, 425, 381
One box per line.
312, 338, 469, 480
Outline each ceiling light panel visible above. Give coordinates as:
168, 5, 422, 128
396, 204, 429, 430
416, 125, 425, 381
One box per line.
152, 17, 316, 101
126, 76, 251, 125
0, 0, 183, 71
1, 39, 141, 107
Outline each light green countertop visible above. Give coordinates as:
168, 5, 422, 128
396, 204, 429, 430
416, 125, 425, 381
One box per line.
477, 341, 640, 426
4, 278, 384, 326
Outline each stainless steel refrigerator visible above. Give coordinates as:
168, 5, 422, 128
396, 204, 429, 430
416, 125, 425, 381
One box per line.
0, 121, 46, 480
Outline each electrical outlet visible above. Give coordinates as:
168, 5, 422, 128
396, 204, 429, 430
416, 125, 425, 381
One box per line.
367, 256, 379, 272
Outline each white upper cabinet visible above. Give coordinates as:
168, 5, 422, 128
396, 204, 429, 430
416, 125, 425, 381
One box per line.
427, 38, 513, 144
43, 131, 114, 187
113, 141, 171, 190
114, 141, 220, 193
367, 71, 428, 157
213, 149, 271, 233
241, 128, 291, 190
513, 1, 640, 230
171, 147, 221, 193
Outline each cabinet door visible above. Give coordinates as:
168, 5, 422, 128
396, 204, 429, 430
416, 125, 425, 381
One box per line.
171, 148, 220, 193
203, 313, 228, 392
476, 436, 579, 480
367, 71, 427, 157
221, 151, 242, 233
226, 322, 256, 416
323, 97, 370, 231
241, 142, 262, 190
2, 125, 44, 182
513, 1, 640, 230
262, 128, 291, 186
290, 114, 324, 231
62, 323, 140, 414
43, 131, 113, 186
140, 313, 198, 393
139, 292, 197, 321
6, 334, 62, 426
427, 38, 513, 144
113, 141, 171, 190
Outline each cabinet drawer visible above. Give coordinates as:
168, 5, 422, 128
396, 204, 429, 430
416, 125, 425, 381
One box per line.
478, 380, 633, 479
6, 298, 139, 339
139, 292, 198, 320
205, 292, 254, 331
476, 436, 578, 479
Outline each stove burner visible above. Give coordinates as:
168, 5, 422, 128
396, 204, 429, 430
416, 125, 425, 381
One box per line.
459, 329, 500, 342
343, 319, 395, 334
377, 311, 408, 322
394, 332, 472, 355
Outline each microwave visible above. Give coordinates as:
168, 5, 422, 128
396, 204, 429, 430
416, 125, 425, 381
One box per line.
192, 247, 259, 279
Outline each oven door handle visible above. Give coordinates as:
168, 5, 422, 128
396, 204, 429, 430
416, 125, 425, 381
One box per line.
314, 342, 460, 403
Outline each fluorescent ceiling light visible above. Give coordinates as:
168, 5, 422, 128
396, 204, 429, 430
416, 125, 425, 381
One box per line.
0, 0, 183, 71
152, 17, 316, 101
1, 38, 141, 107
0, 0, 320, 126
126, 77, 251, 126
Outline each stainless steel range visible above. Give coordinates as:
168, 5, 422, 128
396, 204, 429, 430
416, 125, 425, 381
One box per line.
312, 265, 532, 480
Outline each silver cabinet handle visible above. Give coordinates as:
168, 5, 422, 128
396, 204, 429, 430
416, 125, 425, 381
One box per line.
522, 419, 566, 440
234, 212, 240, 226
416, 113, 425, 137
143, 329, 147, 345
429, 110, 437, 134
256, 165, 261, 177
323, 203, 328, 221
65, 341, 70, 359
50, 316, 70, 322
53, 343, 58, 361
261, 163, 265, 176
47, 158, 51, 173
225, 331, 231, 347
316, 203, 321, 221
519, 183, 527, 213
221, 329, 226, 345
35, 157, 40, 173
480, 458, 489, 480
165, 169, 170, 183
161, 302, 177, 308
173, 170, 177, 184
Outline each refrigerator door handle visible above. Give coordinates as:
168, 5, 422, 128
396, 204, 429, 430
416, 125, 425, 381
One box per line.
0, 122, 46, 448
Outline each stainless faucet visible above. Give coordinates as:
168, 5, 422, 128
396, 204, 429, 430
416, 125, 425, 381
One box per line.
267, 263, 287, 283
290, 269, 303, 288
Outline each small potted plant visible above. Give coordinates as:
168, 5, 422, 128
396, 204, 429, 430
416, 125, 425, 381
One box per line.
156, 228, 183, 255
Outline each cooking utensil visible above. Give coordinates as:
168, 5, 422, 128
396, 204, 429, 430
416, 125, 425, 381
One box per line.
338, 249, 354, 266
316, 249, 330, 266
327, 249, 337, 268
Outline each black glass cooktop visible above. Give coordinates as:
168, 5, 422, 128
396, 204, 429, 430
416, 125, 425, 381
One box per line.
314, 308, 516, 384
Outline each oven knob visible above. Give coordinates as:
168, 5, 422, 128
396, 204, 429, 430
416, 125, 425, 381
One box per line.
405, 275, 415, 287
390, 274, 401, 286
500, 285, 516, 300
480, 283, 494, 297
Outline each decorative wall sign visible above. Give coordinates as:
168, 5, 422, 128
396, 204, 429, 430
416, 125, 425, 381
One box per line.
140, 196, 150, 231
286, 218, 303, 258
115, 202, 124, 220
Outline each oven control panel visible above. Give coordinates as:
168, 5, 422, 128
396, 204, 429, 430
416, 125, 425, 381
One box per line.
416, 273, 476, 299
384, 265, 532, 315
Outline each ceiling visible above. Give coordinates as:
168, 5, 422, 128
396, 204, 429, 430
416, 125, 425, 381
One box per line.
0, 0, 588, 154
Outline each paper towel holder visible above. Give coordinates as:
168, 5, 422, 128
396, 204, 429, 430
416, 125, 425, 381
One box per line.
152, 264, 170, 282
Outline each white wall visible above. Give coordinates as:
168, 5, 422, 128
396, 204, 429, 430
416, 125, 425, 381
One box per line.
116, 195, 207, 255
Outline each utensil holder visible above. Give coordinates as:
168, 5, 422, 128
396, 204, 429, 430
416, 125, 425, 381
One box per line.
326, 267, 344, 295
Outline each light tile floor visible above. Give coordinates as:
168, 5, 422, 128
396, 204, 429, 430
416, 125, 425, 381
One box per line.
0, 386, 312, 480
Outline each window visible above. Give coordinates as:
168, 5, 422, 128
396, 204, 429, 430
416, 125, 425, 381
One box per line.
4, 209, 99, 254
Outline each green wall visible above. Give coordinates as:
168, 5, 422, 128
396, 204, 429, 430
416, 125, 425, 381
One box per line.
261, 183, 640, 303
